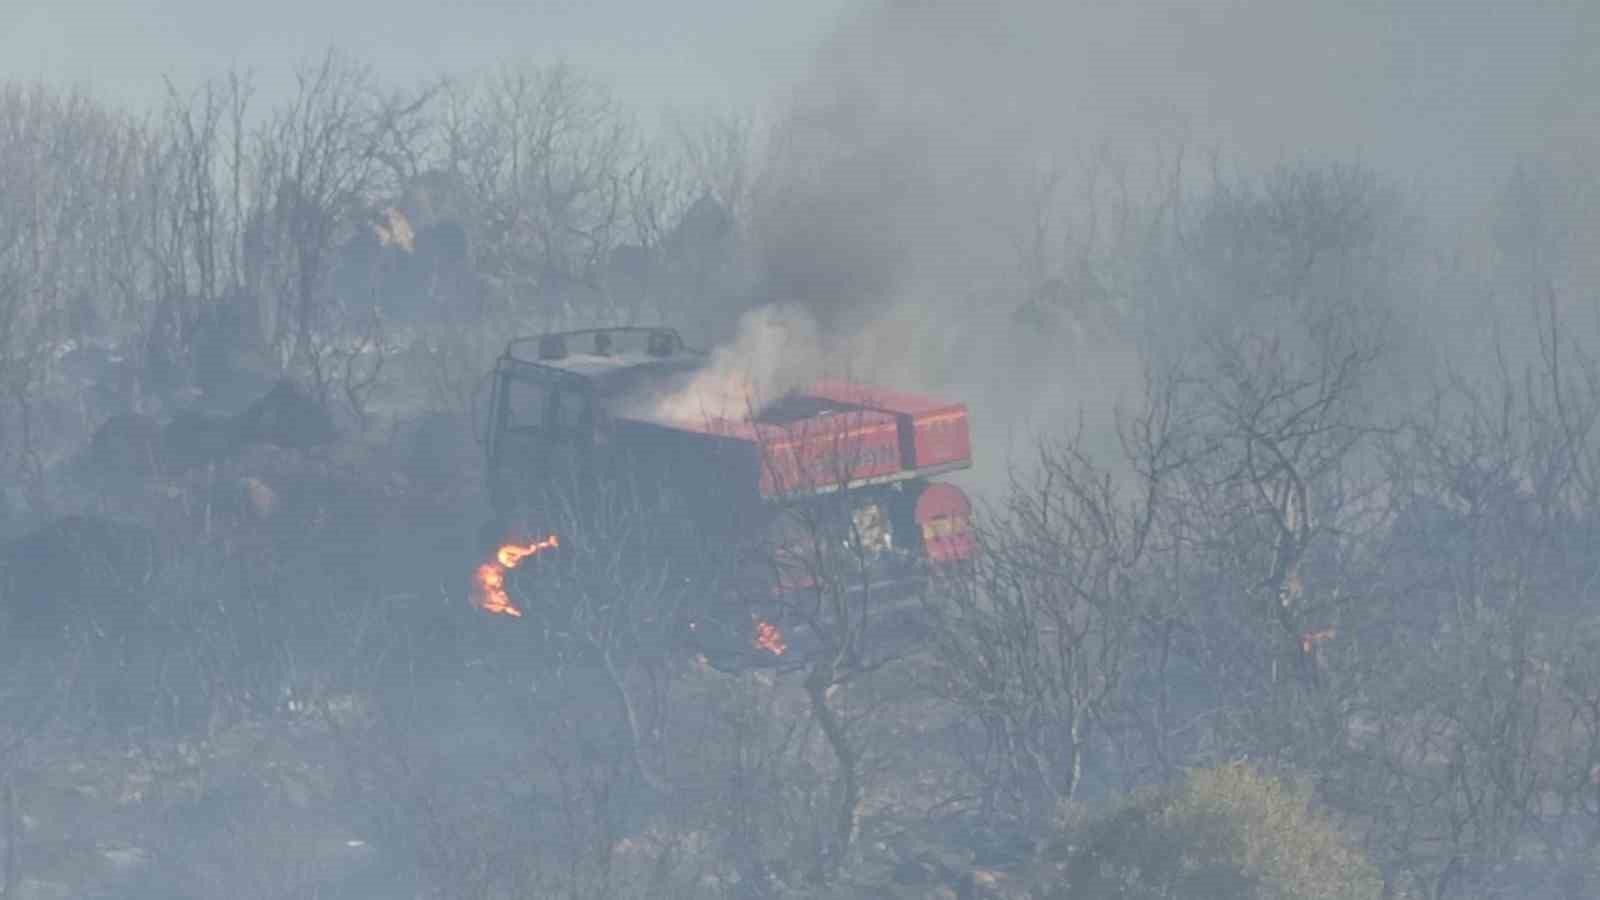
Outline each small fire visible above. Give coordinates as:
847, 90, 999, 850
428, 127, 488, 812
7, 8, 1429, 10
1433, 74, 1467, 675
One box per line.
475, 563, 521, 617
754, 619, 787, 656
474, 535, 560, 618
498, 535, 558, 567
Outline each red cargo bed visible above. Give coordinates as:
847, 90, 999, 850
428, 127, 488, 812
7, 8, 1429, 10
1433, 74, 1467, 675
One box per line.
804, 380, 973, 474
632, 380, 972, 500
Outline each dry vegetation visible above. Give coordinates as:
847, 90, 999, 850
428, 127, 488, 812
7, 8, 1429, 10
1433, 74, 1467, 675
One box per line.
0, 35, 1598, 900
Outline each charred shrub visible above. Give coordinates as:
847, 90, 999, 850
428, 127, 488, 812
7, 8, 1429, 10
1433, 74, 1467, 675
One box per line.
235, 380, 337, 451
0, 514, 163, 644
0, 515, 178, 734
161, 410, 244, 472
1054, 765, 1385, 900
81, 413, 166, 480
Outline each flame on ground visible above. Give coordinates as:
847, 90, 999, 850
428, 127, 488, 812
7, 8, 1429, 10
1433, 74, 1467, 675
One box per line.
474, 535, 560, 617
755, 619, 788, 656
498, 535, 558, 567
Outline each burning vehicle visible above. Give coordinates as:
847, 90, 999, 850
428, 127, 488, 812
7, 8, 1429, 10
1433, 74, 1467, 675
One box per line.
473, 327, 975, 656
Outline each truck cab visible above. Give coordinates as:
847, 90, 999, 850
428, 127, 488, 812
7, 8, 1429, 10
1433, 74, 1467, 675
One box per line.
484, 328, 752, 535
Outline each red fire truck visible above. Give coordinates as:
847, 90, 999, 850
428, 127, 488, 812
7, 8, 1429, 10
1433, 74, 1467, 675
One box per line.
477, 328, 975, 618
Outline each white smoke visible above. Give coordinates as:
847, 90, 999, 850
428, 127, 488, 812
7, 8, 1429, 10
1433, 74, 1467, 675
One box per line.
649, 304, 826, 423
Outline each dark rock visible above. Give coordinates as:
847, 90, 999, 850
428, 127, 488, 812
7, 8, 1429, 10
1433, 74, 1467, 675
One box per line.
162, 411, 243, 471
191, 290, 263, 390
79, 405, 247, 487
87, 358, 146, 420
378, 220, 472, 318
968, 826, 1033, 868
0, 514, 162, 642
416, 221, 468, 270
83, 413, 165, 479
340, 225, 384, 270
893, 859, 938, 885
670, 193, 734, 253
236, 380, 336, 451
143, 299, 192, 395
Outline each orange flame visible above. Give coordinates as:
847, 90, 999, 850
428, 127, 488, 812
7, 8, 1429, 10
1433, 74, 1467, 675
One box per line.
754, 619, 787, 656
474, 535, 560, 618
498, 535, 558, 567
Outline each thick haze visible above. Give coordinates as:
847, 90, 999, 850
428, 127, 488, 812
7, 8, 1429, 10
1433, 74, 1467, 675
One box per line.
788, 0, 1599, 285
8, 0, 1595, 460
0, 0, 848, 124
815, 0, 1598, 184
5, 4, 1600, 896
11, 0, 1591, 170
9, 0, 1591, 219
728, 0, 1600, 478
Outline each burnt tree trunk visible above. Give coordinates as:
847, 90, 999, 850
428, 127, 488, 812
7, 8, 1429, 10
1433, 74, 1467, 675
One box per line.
805, 661, 860, 881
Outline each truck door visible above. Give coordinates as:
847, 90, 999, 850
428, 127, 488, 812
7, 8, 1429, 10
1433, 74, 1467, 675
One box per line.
488, 374, 598, 514
488, 374, 551, 511
547, 385, 597, 480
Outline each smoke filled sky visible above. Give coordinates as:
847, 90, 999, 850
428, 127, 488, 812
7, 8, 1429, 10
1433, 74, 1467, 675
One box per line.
0, 0, 850, 124
805, 1, 1598, 204
3, 0, 1594, 189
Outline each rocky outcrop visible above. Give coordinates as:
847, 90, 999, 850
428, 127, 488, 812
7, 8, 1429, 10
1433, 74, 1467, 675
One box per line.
0, 514, 162, 642
78, 380, 336, 485
82, 413, 166, 479
161, 410, 244, 472
235, 380, 337, 452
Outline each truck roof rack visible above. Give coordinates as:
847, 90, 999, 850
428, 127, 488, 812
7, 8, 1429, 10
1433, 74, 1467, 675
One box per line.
504, 327, 698, 367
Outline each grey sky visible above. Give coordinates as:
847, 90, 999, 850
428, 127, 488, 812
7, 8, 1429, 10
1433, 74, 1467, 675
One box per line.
0, 0, 852, 123
3, 0, 1593, 203
807, 0, 1599, 203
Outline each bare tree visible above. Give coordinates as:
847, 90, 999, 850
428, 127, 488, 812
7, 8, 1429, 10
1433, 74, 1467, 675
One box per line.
143, 69, 267, 401
250, 49, 435, 373
1334, 287, 1600, 898
0, 83, 159, 493
437, 62, 636, 322
749, 408, 931, 881
528, 467, 742, 793
924, 407, 1173, 826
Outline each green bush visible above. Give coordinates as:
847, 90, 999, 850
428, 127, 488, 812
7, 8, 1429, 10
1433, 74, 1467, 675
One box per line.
1055, 764, 1384, 900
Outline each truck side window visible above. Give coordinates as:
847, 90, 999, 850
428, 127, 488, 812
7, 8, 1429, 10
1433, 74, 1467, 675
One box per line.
508, 380, 550, 431
555, 389, 592, 435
